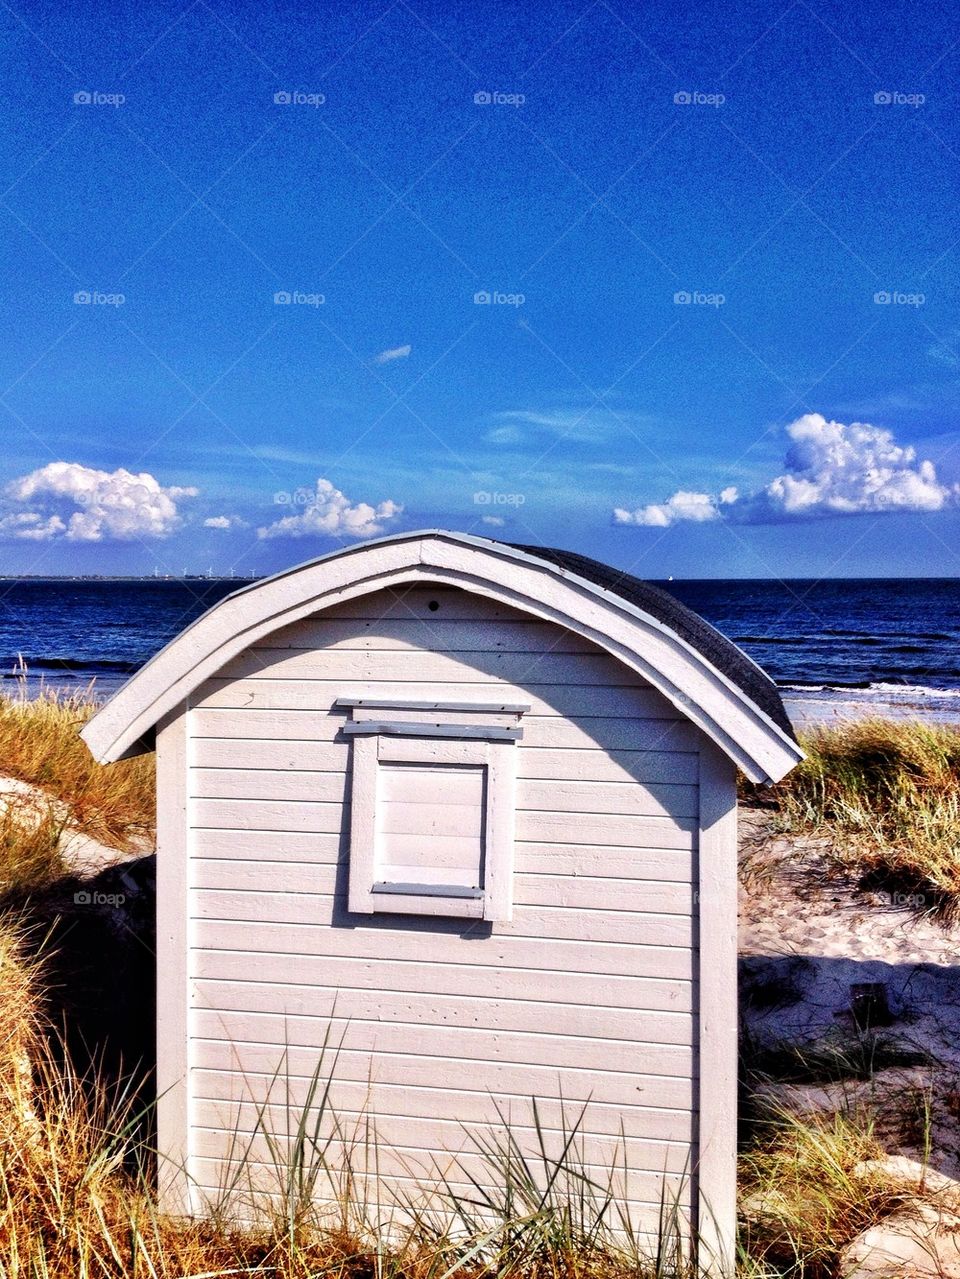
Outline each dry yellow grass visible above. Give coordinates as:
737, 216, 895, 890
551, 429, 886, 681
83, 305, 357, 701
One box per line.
0, 689, 154, 851
0, 799, 66, 896
0, 916, 692, 1279
748, 717, 960, 919
737, 1106, 904, 1279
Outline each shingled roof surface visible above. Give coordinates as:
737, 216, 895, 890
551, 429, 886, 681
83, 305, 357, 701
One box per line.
509, 541, 797, 741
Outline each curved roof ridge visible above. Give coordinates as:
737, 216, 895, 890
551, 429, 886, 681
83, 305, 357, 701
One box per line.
508, 540, 795, 740
80, 530, 801, 777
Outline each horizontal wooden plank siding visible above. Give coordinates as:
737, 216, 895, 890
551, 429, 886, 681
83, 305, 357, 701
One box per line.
190, 979, 695, 1044
189, 888, 696, 944
189, 1128, 691, 1192
189, 798, 697, 849
191, 1042, 696, 1107
218, 647, 669, 687
188, 1152, 690, 1221
191, 951, 694, 1013
186, 829, 694, 880
189, 708, 699, 753
190, 918, 694, 976
189, 767, 700, 819
190, 739, 700, 783
183, 584, 702, 1233
191, 1012, 697, 1087
191, 1086, 695, 1144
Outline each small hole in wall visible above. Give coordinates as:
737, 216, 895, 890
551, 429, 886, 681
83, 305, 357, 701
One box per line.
428, 600, 440, 611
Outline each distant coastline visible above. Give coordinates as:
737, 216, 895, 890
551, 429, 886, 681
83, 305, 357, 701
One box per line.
0, 574, 261, 583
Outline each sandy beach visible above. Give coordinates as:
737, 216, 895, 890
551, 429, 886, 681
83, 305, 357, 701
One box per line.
785, 685, 960, 729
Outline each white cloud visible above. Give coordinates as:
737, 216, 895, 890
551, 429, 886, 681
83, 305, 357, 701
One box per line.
2, 462, 198, 542
203, 515, 247, 530
257, 477, 403, 541
374, 344, 411, 364
491, 409, 619, 444
743, 414, 953, 520
614, 488, 736, 528
484, 425, 524, 445
615, 415, 957, 528
0, 512, 66, 541
481, 515, 505, 527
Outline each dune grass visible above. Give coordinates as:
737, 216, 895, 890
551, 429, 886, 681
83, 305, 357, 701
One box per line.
0, 687, 154, 851
0, 951, 934, 1279
0, 919, 697, 1279
747, 717, 960, 920
0, 798, 68, 896
737, 1105, 908, 1279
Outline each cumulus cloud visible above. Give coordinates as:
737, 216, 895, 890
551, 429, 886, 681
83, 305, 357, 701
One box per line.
257, 477, 403, 541
374, 344, 411, 364
615, 415, 957, 528
614, 488, 737, 528
481, 515, 505, 527
2, 462, 197, 542
0, 512, 67, 541
203, 515, 247, 530
742, 414, 952, 519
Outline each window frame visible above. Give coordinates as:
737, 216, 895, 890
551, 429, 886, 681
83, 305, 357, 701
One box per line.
339, 698, 526, 922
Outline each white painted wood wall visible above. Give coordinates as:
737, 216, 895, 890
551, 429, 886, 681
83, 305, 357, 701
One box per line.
166, 582, 723, 1246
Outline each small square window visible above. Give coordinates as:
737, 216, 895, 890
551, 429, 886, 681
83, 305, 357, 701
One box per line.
338, 699, 527, 922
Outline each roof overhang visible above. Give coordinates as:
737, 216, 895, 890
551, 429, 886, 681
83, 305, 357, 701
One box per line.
81, 531, 803, 783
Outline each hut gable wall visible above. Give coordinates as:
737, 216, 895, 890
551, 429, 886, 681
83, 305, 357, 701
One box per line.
172, 583, 707, 1239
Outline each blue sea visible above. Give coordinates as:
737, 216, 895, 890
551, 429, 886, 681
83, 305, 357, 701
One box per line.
2, 576, 960, 727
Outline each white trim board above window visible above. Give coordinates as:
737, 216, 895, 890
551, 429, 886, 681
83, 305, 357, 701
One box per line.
338, 699, 527, 922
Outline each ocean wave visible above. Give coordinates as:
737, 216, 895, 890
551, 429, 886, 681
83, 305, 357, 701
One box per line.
870, 682, 960, 699
781, 681, 960, 699
2, 656, 137, 674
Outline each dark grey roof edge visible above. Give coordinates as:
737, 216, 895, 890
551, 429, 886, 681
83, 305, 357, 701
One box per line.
507, 541, 798, 743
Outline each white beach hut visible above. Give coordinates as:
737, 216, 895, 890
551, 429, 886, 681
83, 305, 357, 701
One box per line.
81, 530, 801, 1269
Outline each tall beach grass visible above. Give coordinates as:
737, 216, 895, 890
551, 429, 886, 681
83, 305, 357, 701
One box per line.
747, 716, 960, 919
0, 682, 153, 852
0, 921, 700, 1278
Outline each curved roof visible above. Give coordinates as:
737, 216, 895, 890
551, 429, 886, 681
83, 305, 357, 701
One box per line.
509, 542, 795, 739
81, 530, 802, 783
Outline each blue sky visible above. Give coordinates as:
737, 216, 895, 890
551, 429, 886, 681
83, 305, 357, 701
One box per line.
1, 0, 958, 578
